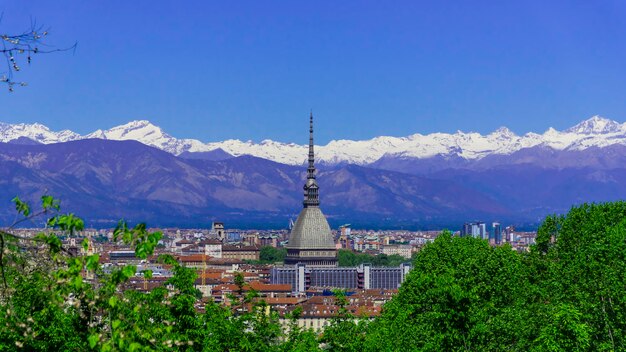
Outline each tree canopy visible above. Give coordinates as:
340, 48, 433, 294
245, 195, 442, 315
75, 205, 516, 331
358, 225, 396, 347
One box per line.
337, 249, 407, 267
259, 246, 287, 264
368, 202, 626, 351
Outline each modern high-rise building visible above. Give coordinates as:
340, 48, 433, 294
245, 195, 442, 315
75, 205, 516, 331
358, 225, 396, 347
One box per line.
461, 222, 487, 239
504, 225, 516, 243
492, 222, 502, 244
284, 113, 337, 267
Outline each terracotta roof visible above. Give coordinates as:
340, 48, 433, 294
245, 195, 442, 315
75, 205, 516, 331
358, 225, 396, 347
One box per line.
196, 272, 223, 280
248, 282, 291, 292
260, 297, 301, 305
222, 244, 260, 251
194, 278, 222, 285
212, 281, 291, 293
178, 254, 212, 262
199, 239, 223, 245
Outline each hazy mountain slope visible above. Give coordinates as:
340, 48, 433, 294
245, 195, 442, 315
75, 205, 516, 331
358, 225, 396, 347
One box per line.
0, 139, 506, 228
431, 165, 626, 221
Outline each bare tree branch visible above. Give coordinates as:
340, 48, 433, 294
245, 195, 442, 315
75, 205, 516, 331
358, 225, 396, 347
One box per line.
0, 14, 77, 91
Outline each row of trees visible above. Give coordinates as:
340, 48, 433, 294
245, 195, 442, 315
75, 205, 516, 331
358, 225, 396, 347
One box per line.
337, 249, 408, 267
257, 246, 287, 264
2, 196, 626, 350
253, 244, 409, 268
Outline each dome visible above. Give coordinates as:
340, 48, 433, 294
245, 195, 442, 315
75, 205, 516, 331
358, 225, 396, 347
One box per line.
286, 206, 335, 250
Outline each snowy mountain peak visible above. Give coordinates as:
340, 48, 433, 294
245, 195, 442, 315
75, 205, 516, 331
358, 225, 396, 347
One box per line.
83, 119, 207, 155
93, 120, 164, 137
490, 127, 516, 138
1, 115, 626, 165
565, 115, 622, 134
85, 120, 166, 141
0, 121, 81, 144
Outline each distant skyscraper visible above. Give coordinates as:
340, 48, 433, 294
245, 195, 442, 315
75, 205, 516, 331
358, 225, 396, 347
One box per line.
492, 222, 502, 244
284, 113, 337, 267
461, 222, 487, 239
478, 222, 487, 240
504, 225, 516, 243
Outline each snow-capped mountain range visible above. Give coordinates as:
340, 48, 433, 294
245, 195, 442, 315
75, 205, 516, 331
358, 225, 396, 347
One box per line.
1, 115, 625, 165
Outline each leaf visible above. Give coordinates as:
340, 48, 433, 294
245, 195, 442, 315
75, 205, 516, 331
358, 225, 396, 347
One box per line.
71, 274, 83, 289
109, 296, 118, 308
88, 334, 99, 349
122, 265, 136, 279
41, 195, 60, 211
158, 254, 178, 265
86, 254, 100, 271
47, 216, 58, 227
55, 213, 85, 234
12, 196, 30, 216
113, 220, 128, 242
39, 233, 62, 254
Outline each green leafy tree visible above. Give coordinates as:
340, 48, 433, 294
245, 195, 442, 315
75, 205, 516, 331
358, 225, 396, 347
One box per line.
259, 246, 287, 264
368, 231, 533, 351
281, 307, 320, 352
337, 249, 406, 267
531, 202, 626, 351
319, 290, 368, 352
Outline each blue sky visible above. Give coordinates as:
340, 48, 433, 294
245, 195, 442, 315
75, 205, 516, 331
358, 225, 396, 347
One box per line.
1, 1, 625, 144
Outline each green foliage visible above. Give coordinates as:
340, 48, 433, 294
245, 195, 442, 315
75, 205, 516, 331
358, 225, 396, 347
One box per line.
281, 307, 321, 352
259, 246, 287, 264
11, 196, 31, 216
320, 290, 368, 352
534, 303, 591, 352
337, 249, 406, 267
368, 231, 531, 351
113, 221, 162, 260
0, 195, 320, 351
371, 203, 626, 351
531, 202, 626, 351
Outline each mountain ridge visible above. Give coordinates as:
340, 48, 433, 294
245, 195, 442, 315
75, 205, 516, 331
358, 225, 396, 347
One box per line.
2, 116, 626, 165
1, 137, 626, 228
0, 139, 509, 228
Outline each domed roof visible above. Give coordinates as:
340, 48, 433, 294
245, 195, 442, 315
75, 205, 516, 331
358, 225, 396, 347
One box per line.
286, 207, 336, 249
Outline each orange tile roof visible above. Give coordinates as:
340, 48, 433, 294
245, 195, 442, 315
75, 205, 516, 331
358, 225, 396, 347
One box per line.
178, 254, 212, 262
196, 272, 222, 280
212, 281, 291, 293
259, 297, 301, 305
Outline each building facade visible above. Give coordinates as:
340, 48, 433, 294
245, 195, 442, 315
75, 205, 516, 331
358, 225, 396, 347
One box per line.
271, 263, 412, 293
461, 222, 487, 239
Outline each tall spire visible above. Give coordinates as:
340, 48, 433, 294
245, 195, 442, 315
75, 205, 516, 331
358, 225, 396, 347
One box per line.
303, 111, 320, 207
307, 111, 315, 179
